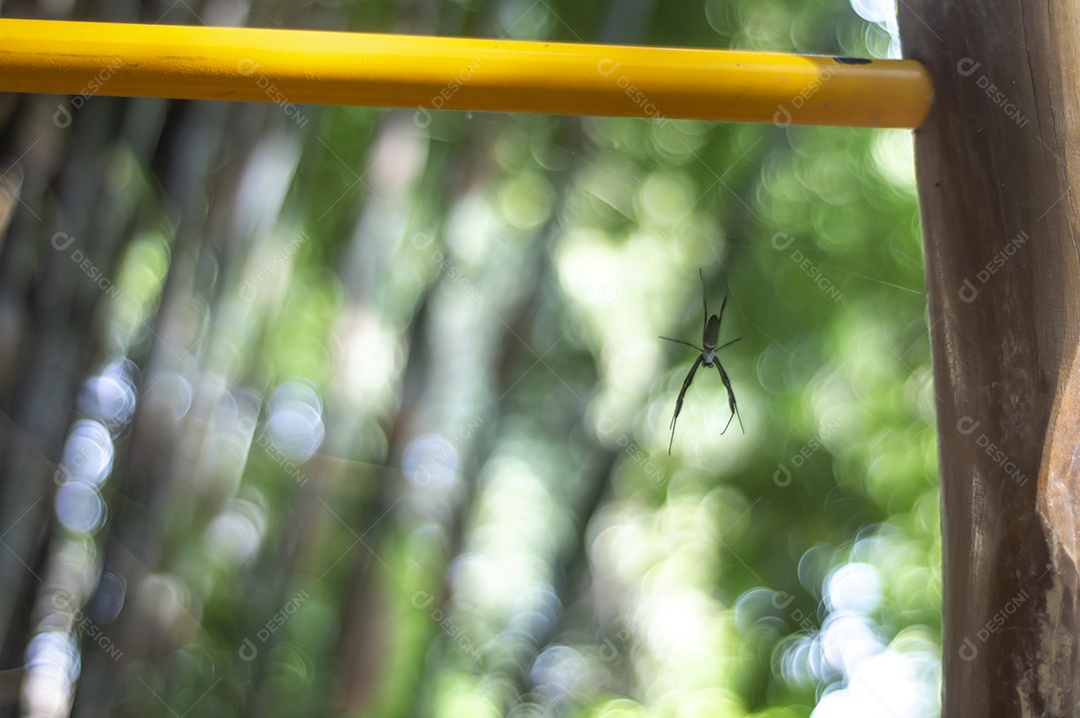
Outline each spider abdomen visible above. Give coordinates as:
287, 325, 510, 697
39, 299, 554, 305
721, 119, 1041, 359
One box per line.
704, 314, 721, 348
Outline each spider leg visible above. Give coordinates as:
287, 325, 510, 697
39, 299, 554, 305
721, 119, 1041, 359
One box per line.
718, 275, 731, 326
659, 336, 705, 352
699, 268, 708, 336
669, 355, 704, 453
714, 360, 744, 434
715, 336, 741, 352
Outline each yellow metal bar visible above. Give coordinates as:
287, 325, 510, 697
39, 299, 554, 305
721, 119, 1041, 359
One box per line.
0, 19, 932, 128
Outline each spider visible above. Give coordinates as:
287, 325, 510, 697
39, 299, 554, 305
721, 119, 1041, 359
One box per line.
660, 269, 744, 453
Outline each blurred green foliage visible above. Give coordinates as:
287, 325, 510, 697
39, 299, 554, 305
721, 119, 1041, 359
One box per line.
6, 0, 940, 716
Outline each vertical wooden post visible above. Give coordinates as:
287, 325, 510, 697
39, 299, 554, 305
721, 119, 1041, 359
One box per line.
899, 2, 1080, 714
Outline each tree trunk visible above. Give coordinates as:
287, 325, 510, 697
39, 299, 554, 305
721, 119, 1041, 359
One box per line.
899, 2, 1080, 714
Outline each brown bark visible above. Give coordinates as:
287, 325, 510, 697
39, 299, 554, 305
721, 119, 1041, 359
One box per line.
899, 1, 1080, 714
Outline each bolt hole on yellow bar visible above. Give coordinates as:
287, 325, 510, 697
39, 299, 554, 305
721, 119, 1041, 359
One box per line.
0, 19, 931, 128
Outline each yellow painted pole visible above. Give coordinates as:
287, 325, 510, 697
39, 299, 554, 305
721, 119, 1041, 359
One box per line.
0, 19, 932, 128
